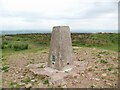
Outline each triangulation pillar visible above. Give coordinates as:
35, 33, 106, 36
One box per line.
48, 26, 73, 70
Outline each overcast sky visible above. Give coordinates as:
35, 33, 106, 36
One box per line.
0, 0, 119, 32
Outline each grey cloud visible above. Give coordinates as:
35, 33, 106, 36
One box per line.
1, 11, 43, 18
80, 2, 117, 19
0, 1, 117, 23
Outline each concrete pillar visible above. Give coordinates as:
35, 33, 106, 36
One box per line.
48, 26, 73, 70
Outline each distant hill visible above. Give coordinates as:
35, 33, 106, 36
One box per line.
1, 29, 118, 35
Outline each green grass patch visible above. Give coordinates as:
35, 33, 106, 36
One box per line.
13, 42, 28, 51
2, 33, 118, 58
43, 79, 49, 85
10, 82, 20, 88
21, 78, 31, 84
0, 65, 9, 72
100, 60, 108, 64
107, 67, 113, 71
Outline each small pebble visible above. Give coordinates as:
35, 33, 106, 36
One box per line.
25, 83, 32, 88
31, 79, 36, 82
19, 82, 26, 86
21, 76, 24, 78
102, 73, 107, 77
95, 78, 100, 81
106, 82, 112, 86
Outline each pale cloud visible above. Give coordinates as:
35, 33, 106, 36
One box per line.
0, 0, 119, 32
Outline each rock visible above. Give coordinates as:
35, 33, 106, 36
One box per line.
20, 76, 24, 78
62, 85, 67, 88
89, 78, 93, 80
61, 81, 67, 86
19, 82, 26, 86
101, 73, 107, 77
91, 84, 96, 88
23, 72, 26, 76
87, 66, 92, 71
74, 80, 79, 83
38, 83, 45, 87
25, 83, 32, 88
31, 79, 36, 82
81, 71, 84, 74
16, 71, 19, 74
87, 66, 92, 69
13, 80, 17, 83
95, 78, 100, 81
81, 73, 84, 76
106, 82, 112, 86
72, 73, 79, 78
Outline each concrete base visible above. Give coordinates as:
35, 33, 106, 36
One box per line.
26, 61, 88, 86
26, 62, 75, 84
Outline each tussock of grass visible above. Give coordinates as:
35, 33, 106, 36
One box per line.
43, 79, 49, 85
10, 82, 20, 88
13, 42, 28, 51
100, 60, 108, 64
0, 65, 9, 72
21, 78, 31, 84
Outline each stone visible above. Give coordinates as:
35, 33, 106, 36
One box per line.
106, 82, 112, 86
48, 26, 73, 70
72, 73, 79, 78
13, 80, 17, 83
25, 83, 32, 88
62, 85, 67, 88
38, 83, 45, 87
16, 71, 19, 74
87, 66, 92, 71
95, 78, 100, 81
61, 81, 67, 86
101, 73, 107, 77
31, 79, 36, 82
20, 76, 24, 78
19, 82, 26, 86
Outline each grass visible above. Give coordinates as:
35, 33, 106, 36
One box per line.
38, 64, 45, 68
13, 42, 28, 51
98, 51, 110, 55
107, 67, 113, 71
100, 60, 108, 64
1, 33, 118, 57
0, 65, 9, 72
43, 79, 49, 85
21, 78, 31, 84
10, 82, 20, 88
1, 57, 7, 61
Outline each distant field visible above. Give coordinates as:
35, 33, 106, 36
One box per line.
1, 33, 119, 55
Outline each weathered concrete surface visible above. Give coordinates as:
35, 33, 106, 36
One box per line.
48, 26, 73, 70
26, 63, 73, 84
26, 59, 89, 86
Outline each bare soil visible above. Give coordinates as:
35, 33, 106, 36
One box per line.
2, 47, 118, 88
